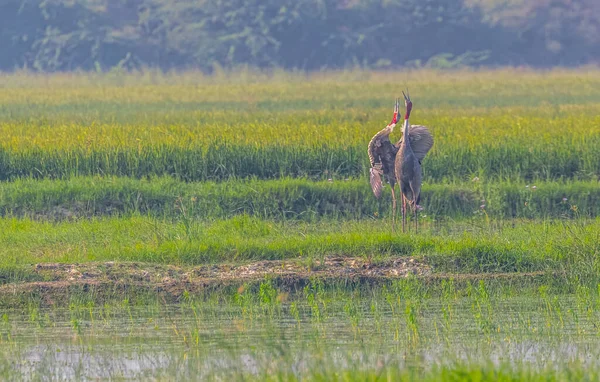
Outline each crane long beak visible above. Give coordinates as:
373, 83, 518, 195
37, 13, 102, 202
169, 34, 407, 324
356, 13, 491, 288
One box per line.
402, 90, 411, 104
390, 98, 400, 125
402, 90, 412, 120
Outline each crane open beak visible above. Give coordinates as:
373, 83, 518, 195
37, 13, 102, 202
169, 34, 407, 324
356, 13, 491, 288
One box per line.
402, 90, 412, 119
402, 90, 411, 104
389, 97, 400, 126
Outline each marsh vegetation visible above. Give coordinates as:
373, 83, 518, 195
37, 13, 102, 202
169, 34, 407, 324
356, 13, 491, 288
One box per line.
0, 68, 599, 380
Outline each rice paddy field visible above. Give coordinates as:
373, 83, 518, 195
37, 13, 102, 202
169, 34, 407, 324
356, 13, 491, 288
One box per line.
0, 68, 600, 380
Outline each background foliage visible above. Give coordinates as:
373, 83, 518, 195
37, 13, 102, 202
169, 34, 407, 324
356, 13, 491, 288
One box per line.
1, 0, 598, 72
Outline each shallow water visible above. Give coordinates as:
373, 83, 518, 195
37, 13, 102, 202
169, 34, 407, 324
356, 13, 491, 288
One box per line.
1, 294, 600, 380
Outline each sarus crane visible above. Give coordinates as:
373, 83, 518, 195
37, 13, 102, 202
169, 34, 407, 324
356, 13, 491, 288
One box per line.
395, 91, 434, 233
367, 98, 402, 230
367, 93, 433, 232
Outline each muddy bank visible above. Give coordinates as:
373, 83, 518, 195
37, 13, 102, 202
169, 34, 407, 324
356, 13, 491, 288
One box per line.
0, 257, 551, 307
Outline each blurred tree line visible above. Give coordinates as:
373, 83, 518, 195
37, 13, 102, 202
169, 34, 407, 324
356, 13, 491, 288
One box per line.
0, 0, 598, 72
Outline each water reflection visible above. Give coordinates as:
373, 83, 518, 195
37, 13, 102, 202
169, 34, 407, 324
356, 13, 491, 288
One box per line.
1, 296, 600, 379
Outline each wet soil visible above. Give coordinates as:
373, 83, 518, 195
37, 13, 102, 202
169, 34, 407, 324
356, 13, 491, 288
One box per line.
0, 257, 548, 307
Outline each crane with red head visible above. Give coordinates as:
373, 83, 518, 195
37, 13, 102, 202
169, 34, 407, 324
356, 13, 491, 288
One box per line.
368, 92, 433, 233
394, 90, 434, 233
368, 98, 402, 231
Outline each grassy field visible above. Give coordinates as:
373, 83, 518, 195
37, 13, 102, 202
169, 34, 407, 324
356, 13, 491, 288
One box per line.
0, 70, 599, 182
0, 68, 600, 380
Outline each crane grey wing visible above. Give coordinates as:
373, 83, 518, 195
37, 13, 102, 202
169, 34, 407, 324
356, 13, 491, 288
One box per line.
370, 164, 384, 199
367, 126, 392, 167
367, 125, 394, 198
407, 125, 434, 162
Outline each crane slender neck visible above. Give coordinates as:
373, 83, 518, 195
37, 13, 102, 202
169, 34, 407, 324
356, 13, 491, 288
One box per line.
387, 105, 399, 134
402, 118, 410, 138
381, 122, 395, 137
402, 104, 412, 146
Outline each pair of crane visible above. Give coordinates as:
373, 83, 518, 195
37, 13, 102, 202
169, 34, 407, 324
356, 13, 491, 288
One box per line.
367, 92, 433, 233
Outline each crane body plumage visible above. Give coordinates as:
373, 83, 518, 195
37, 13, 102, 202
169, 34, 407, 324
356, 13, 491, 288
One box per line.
395, 92, 433, 233
369, 124, 433, 199
367, 94, 433, 233
396, 137, 421, 207
368, 125, 399, 199
367, 99, 401, 230
368, 92, 433, 232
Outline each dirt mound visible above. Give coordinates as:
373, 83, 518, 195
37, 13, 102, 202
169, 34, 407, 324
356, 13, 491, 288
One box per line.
0, 257, 431, 306
0, 258, 548, 307
0, 257, 429, 304
31, 256, 431, 285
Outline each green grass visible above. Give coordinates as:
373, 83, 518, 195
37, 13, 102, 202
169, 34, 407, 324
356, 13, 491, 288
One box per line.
0, 176, 597, 220
0, 109, 597, 182
0, 69, 599, 182
0, 216, 597, 274
0, 68, 599, 379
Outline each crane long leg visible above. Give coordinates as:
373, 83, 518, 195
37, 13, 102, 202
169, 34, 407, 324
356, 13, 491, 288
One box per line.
391, 186, 396, 233
402, 195, 406, 233
414, 203, 418, 234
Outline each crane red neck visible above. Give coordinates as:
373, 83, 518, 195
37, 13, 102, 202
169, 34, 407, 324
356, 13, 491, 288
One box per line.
390, 110, 399, 125
404, 101, 413, 120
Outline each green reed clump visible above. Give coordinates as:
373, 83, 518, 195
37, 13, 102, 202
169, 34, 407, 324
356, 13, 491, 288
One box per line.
427, 237, 535, 274
0, 136, 597, 182
0, 176, 597, 220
